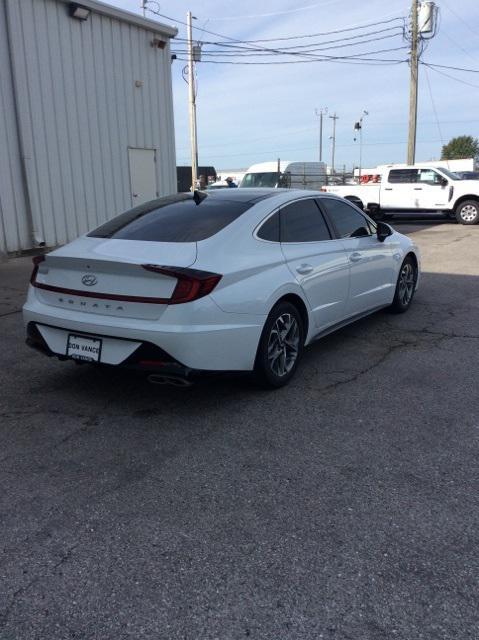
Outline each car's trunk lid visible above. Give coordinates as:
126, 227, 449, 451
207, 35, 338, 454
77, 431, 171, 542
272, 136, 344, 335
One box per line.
33, 238, 197, 320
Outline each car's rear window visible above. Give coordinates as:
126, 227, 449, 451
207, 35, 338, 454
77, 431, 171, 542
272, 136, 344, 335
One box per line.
88, 194, 253, 242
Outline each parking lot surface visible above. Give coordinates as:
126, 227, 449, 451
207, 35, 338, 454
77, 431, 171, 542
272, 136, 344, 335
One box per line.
1, 216, 478, 639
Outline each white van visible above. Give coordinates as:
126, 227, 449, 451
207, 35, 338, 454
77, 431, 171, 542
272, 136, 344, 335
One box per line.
240, 161, 326, 190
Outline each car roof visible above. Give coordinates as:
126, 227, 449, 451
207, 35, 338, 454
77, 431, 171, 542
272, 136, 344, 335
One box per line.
206, 187, 338, 202
201, 188, 282, 204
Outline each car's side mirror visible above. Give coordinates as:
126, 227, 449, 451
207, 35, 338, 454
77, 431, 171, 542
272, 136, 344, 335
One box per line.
440, 177, 448, 187
377, 221, 393, 242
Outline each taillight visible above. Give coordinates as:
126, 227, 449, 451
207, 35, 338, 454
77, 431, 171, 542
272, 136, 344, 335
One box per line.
142, 265, 222, 304
30, 255, 45, 284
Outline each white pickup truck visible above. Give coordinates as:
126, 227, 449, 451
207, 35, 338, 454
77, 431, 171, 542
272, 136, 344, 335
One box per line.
322, 165, 479, 225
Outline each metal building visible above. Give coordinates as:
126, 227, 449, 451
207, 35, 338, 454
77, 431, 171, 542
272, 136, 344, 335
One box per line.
0, 0, 177, 254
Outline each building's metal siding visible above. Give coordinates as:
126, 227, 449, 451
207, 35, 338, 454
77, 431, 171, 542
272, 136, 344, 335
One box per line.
0, 2, 31, 253
0, 0, 176, 252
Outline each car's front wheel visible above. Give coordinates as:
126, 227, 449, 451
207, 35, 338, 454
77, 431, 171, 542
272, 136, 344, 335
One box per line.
389, 256, 418, 313
254, 301, 304, 388
455, 200, 479, 225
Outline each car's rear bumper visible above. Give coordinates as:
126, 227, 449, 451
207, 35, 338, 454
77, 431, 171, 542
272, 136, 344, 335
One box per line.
23, 287, 266, 372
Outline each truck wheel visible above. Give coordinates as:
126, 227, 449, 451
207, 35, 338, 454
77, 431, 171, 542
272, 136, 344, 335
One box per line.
367, 204, 384, 221
345, 196, 364, 211
455, 200, 479, 225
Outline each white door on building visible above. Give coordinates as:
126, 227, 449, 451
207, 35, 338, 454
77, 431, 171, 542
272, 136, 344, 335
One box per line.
128, 148, 158, 206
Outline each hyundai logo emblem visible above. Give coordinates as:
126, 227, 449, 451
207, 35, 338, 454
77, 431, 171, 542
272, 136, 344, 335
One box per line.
81, 274, 98, 286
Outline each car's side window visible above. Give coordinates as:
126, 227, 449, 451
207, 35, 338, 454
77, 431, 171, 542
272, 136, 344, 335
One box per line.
417, 169, 442, 185
320, 198, 372, 239
257, 211, 280, 242
388, 169, 418, 183
280, 199, 331, 243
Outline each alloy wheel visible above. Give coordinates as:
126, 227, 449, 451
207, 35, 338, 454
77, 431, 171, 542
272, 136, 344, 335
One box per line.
398, 262, 415, 306
267, 313, 300, 377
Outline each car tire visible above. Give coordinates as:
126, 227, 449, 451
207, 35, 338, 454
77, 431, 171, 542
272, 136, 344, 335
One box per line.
388, 256, 418, 314
254, 301, 304, 388
455, 200, 479, 225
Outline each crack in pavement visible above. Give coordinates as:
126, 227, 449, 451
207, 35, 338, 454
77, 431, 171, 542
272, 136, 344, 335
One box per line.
317, 338, 417, 394
311, 321, 467, 394
0, 309, 21, 319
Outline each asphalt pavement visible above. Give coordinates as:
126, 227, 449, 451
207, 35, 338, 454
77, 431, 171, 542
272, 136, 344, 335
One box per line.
1, 215, 478, 639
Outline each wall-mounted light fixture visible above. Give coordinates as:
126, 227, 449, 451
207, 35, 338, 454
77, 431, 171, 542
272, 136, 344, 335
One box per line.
150, 38, 166, 49
69, 3, 91, 20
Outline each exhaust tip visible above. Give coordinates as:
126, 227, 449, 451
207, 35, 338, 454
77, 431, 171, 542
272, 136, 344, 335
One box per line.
148, 373, 193, 388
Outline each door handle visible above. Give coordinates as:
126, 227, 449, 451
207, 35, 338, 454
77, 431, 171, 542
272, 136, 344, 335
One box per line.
350, 252, 363, 263
384, 188, 393, 191
413, 187, 422, 190
296, 263, 314, 275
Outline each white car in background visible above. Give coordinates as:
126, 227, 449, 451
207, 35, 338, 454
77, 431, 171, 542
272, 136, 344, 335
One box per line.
23, 189, 420, 388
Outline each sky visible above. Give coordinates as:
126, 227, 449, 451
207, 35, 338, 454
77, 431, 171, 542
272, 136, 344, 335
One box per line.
109, 0, 479, 171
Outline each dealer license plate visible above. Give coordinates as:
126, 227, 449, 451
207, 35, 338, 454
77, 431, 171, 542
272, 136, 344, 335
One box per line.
67, 334, 102, 362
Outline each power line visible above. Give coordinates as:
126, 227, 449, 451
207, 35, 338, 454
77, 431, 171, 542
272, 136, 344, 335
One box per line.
219, 16, 406, 43
421, 62, 479, 89
440, 0, 479, 41
174, 24, 404, 50
173, 48, 409, 65
439, 30, 479, 65
421, 61, 479, 73
180, 17, 407, 45
174, 52, 408, 66
147, 7, 406, 49
173, 29, 405, 57
423, 65, 445, 148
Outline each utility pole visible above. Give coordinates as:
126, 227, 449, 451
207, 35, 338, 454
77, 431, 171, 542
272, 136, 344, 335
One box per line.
187, 11, 198, 191
354, 110, 368, 180
407, 0, 419, 165
329, 113, 339, 174
315, 107, 328, 163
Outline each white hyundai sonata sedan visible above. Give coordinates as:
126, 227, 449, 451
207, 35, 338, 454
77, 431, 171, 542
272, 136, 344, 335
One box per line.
23, 189, 420, 388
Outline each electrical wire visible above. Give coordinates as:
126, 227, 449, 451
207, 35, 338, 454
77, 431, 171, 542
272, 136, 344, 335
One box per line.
173, 27, 405, 56
177, 17, 407, 45
149, 5, 408, 69
440, 30, 479, 65
173, 54, 408, 66
421, 61, 479, 74
421, 62, 479, 89
440, 0, 479, 41
146, 7, 406, 48
423, 65, 445, 148
173, 46, 409, 64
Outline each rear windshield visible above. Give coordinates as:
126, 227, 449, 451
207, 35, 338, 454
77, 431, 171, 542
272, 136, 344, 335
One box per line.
88, 194, 253, 242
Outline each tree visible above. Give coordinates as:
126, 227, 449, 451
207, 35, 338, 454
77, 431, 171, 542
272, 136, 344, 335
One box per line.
441, 135, 479, 160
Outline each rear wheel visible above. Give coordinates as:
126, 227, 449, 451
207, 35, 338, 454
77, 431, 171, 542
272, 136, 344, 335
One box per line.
254, 301, 304, 388
455, 200, 479, 225
389, 256, 418, 314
